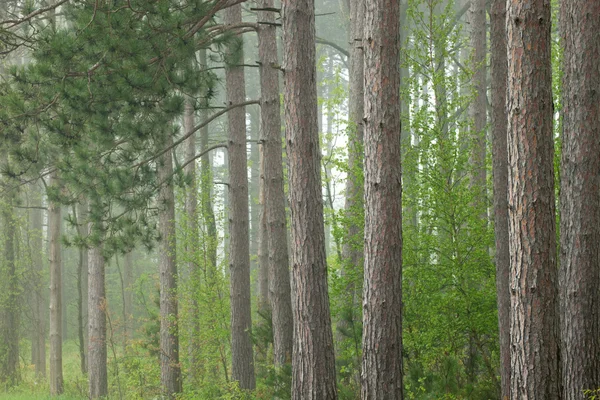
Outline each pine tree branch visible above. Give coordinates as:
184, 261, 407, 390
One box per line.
316, 37, 349, 58
0, 0, 70, 29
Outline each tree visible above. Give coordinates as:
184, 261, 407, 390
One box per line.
87, 242, 107, 399
48, 170, 64, 396
507, 0, 560, 397
282, 0, 338, 397
224, 3, 256, 390
158, 137, 182, 397
257, 0, 293, 368
559, 0, 600, 397
361, 0, 403, 398
75, 200, 89, 375
490, 0, 510, 397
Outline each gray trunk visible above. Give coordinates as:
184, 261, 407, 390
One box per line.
88, 243, 107, 399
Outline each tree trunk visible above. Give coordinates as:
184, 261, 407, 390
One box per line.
224, 3, 256, 391
257, 0, 294, 368
48, 171, 64, 396
257, 147, 269, 315
361, 0, 403, 398
88, 244, 107, 399
559, 0, 600, 397
468, 0, 487, 213
30, 183, 46, 378
123, 251, 133, 345
282, 0, 338, 397
490, 0, 510, 397
76, 200, 89, 375
158, 136, 182, 397
1, 193, 20, 386
184, 95, 200, 379
506, 0, 560, 397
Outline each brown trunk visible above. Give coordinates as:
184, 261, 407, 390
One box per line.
1, 194, 20, 386
225, 3, 256, 390
158, 136, 182, 397
506, 0, 560, 397
88, 243, 107, 399
468, 0, 487, 213
123, 251, 133, 344
76, 200, 89, 375
282, 0, 338, 397
257, 147, 269, 315
490, 0, 510, 397
559, 0, 600, 397
48, 171, 64, 396
184, 95, 200, 379
361, 0, 403, 398
257, 0, 294, 367
30, 183, 46, 378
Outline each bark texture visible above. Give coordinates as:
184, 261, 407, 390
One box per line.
361, 0, 403, 398
48, 171, 64, 396
257, 0, 293, 367
87, 244, 107, 399
30, 184, 46, 378
158, 137, 182, 397
468, 0, 487, 210
559, 0, 600, 398
490, 0, 510, 397
225, 3, 256, 390
506, 0, 560, 397
338, 0, 364, 356
282, 0, 338, 397
76, 200, 89, 375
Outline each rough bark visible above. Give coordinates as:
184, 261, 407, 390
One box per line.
468, 0, 487, 212
48, 171, 64, 396
30, 183, 46, 378
257, 0, 293, 367
184, 95, 200, 378
1, 194, 19, 386
158, 136, 182, 397
88, 244, 107, 399
257, 148, 269, 315
559, 0, 600, 398
337, 0, 364, 375
506, 0, 560, 397
361, 0, 403, 398
225, 3, 256, 391
282, 0, 338, 397
490, 0, 510, 397
76, 200, 89, 375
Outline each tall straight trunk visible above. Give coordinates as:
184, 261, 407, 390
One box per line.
76, 200, 89, 375
123, 251, 133, 343
257, 0, 293, 367
257, 148, 269, 315
468, 0, 487, 211
282, 0, 338, 397
506, 0, 560, 397
361, 0, 403, 398
225, 4, 256, 391
158, 136, 182, 397
48, 170, 63, 396
30, 183, 46, 378
490, 0, 510, 397
559, 0, 600, 397
1, 195, 19, 386
337, 0, 364, 369
199, 50, 218, 273
184, 95, 200, 378
88, 243, 107, 399
249, 107, 260, 284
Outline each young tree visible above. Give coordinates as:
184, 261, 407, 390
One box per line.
158, 137, 182, 397
490, 0, 510, 397
29, 183, 46, 378
282, 0, 338, 397
48, 171, 64, 396
361, 0, 403, 398
559, 0, 600, 397
507, 0, 560, 397
75, 200, 89, 375
225, 3, 256, 390
257, 0, 293, 367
